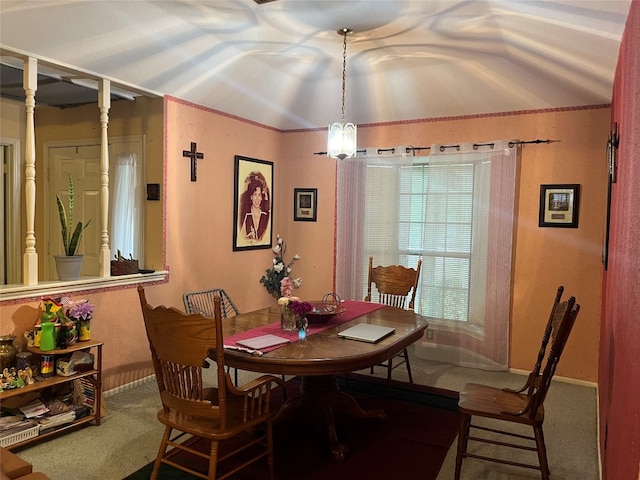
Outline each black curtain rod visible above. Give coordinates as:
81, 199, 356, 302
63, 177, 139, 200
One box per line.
314, 138, 556, 156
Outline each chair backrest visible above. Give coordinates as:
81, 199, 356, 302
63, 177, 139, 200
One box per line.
138, 286, 230, 425
183, 288, 239, 319
522, 295, 580, 419
523, 285, 565, 395
365, 256, 422, 311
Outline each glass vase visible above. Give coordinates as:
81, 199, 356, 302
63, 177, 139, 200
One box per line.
281, 307, 295, 331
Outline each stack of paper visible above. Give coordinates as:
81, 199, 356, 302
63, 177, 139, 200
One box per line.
38, 411, 76, 431
18, 399, 49, 418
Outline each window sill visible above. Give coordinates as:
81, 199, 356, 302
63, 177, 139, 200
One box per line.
0, 270, 168, 303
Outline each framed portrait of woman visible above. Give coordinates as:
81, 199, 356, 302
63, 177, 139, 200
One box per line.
233, 155, 273, 251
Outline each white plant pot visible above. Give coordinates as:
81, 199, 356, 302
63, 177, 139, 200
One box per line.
54, 255, 84, 281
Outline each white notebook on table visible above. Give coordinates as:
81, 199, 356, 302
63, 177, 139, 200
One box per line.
338, 324, 396, 343
236, 334, 290, 350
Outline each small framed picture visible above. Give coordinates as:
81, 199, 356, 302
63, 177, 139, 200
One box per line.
294, 188, 317, 222
146, 183, 160, 201
539, 184, 580, 228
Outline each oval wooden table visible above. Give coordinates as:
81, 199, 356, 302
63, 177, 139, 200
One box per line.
219, 302, 428, 460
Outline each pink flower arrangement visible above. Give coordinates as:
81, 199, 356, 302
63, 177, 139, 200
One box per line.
280, 276, 294, 297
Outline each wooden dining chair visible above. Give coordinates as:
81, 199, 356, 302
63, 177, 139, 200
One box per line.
138, 285, 285, 480
364, 256, 422, 392
184, 288, 239, 319
184, 288, 241, 385
454, 288, 580, 480
183, 288, 287, 389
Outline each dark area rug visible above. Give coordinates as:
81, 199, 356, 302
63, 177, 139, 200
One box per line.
124, 374, 460, 480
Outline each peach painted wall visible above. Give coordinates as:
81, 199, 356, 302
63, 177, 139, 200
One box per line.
277, 130, 337, 300
0, 100, 607, 390
143, 97, 288, 313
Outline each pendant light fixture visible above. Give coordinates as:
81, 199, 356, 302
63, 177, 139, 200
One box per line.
328, 28, 357, 160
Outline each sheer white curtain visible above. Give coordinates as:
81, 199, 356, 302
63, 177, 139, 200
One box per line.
109, 153, 142, 261
336, 147, 413, 301
336, 141, 518, 370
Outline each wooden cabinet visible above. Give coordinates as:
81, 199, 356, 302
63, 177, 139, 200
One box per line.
0, 340, 103, 450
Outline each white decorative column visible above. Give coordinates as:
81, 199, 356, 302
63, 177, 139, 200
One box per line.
98, 79, 111, 277
23, 57, 38, 285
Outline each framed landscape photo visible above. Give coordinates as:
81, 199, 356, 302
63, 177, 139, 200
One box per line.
539, 184, 580, 228
233, 155, 273, 251
294, 188, 317, 222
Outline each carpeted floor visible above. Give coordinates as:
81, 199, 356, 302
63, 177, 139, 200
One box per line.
125, 374, 460, 480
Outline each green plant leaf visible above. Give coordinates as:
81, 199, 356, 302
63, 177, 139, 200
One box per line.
66, 172, 74, 229
56, 195, 70, 255
68, 219, 91, 256
57, 173, 91, 256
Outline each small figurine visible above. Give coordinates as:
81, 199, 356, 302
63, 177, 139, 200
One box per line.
17, 367, 34, 385
2, 367, 15, 383
24, 329, 35, 347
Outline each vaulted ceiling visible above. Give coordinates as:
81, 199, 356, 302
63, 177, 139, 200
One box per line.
0, 0, 631, 131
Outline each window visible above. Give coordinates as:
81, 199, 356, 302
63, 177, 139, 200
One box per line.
364, 158, 489, 326
337, 142, 517, 369
110, 152, 144, 263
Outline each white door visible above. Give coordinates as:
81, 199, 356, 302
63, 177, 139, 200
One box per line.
48, 146, 102, 279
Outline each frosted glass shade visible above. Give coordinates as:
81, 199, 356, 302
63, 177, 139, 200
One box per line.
327, 122, 357, 160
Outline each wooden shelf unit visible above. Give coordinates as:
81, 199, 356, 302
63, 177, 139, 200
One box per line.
0, 339, 103, 450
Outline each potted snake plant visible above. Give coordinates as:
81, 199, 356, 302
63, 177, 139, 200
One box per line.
54, 173, 91, 280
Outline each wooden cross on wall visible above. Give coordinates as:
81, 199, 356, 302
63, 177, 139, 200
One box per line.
182, 142, 204, 181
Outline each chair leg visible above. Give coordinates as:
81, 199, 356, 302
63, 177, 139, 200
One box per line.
534, 424, 550, 480
454, 414, 471, 480
386, 357, 393, 394
403, 348, 413, 383
266, 420, 275, 480
208, 440, 219, 480
234, 367, 239, 386
152, 426, 172, 480
281, 374, 287, 401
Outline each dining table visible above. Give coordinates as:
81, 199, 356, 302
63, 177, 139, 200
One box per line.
218, 299, 429, 460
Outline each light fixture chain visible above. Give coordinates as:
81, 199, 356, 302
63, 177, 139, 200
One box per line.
328, 28, 357, 160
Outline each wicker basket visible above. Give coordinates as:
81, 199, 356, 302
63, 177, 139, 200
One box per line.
110, 258, 139, 276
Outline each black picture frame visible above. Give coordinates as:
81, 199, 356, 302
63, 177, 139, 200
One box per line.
294, 188, 317, 222
146, 183, 160, 201
539, 184, 580, 228
233, 155, 273, 251
603, 122, 619, 269
607, 123, 619, 184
